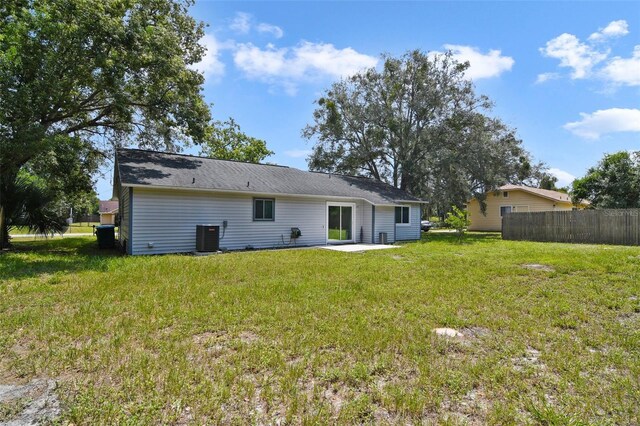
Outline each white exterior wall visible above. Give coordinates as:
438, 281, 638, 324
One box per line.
373, 204, 421, 243
129, 187, 376, 255
396, 204, 421, 241
374, 206, 396, 243
361, 203, 373, 244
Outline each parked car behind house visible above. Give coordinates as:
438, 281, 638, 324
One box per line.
421, 220, 433, 232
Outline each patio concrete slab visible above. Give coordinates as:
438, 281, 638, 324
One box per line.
319, 244, 399, 252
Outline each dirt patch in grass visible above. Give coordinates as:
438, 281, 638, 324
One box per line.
191, 330, 235, 356
239, 331, 260, 344
511, 347, 546, 372
440, 387, 492, 425
460, 327, 491, 339
391, 254, 415, 263
192, 330, 227, 345
617, 311, 640, 326
521, 263, 555, 272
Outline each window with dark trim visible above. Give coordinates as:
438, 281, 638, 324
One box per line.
253, 198, 275, 221
500, 206, 512, 217
395, 206, 410, 225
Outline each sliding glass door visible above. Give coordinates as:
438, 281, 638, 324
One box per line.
327, 203, 354, 242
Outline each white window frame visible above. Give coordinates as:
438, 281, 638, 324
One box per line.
395, 205, 411, 226
503, 191, 509, 198
326, 202, 356, 243
253, 198, 275, 221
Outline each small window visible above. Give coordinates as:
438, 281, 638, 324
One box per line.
395, 206, 410, 225
503, 191, 509, 198
500, 206, 512, 217
254, 198, 274, 221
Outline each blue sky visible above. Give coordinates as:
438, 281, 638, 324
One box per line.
97, 1, 640, 199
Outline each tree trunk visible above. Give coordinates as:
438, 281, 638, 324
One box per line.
0, 167, 16, 249
0, 203, 7, 249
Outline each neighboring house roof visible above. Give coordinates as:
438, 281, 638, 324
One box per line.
99, 200, 119, 214
497, 184, 575, 204
115, 148, 424, 206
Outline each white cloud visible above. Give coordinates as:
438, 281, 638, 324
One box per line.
539, 33, 608, 79
257, 23, 284, 39
538, 20, 639, 86
535, 72, 561, 84
230, 12, 251, 34
440, 44, 514, 79
234, 43, 287, 78
548, 168, 576, 187
233, 41, 377, 94
563, 108, 640, 139
284, 149, 312, 158
601, 45, 640, 86
230, 12, 284, 39
190, 34, 226, 80
588, 19, 629, 41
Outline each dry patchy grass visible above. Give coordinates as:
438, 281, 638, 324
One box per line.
0, 234, 639, 424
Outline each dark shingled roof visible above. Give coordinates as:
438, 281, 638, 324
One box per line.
116, 149, 423, 205
99, 200, 119, 213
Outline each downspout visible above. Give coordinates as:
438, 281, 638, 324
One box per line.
371, 205, 376, 244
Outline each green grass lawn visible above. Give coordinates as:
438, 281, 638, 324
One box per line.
0, 234, 638, 424
10, 222, 101, 235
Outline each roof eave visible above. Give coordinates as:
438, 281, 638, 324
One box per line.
119, 182, 424, 205
471, 187, 573, 204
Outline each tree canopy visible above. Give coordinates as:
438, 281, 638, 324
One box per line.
0, 0, 270, 246
200, 118, 273, 163
571, 151, 640, 208
303, 50, 543, 214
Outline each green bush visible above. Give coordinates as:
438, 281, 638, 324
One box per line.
444, 206, 471, 241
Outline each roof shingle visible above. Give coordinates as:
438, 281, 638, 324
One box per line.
116, 149, 423, 206
99, 200, 119, 213
498, 184, 574, 203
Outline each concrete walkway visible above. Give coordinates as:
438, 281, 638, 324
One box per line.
319, 244, 399, 252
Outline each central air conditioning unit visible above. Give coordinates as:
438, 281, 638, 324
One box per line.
196, 225, 220, 252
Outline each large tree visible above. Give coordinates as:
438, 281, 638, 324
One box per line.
303, 50, 541, 214
0, 0, 268, 247
200, 118, 273, 163
572, 151, 640, 208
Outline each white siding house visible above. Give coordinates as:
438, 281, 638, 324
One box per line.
395, 204, 422, 241
114, 149, 424, 255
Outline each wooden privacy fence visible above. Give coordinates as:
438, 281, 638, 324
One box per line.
502, 209, 640, 246
76, 214, 100, 223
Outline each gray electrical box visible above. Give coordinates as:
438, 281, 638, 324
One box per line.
196, 225, 220, 252
379, 232, 388, 244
